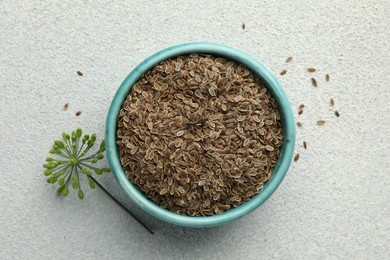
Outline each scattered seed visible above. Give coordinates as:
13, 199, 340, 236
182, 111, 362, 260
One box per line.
297, 121, 303, 127
298, 109, 304, 115
317, 120, 326, 126
280, 69, 287, 76
303, 141, 307, 149
311, 78, 317, 87
286, 57, 293, 63
77, 71, 83, 76
75, 111, 81, 116
325, 74, 330, 82
242, 23, 245, 29
335, 111, 340, 117
330, 98, 335, 106
294, 153, 300, 162
64, 103, 69, 110
307, 67, 316, 72
299, 104, 305, 110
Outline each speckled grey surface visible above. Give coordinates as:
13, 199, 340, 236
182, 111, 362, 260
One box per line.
1, 0, 390, 259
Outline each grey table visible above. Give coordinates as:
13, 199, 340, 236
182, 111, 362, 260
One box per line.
1, 0, 389, 259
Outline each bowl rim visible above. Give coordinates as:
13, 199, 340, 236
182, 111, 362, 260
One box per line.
105, 42, 295, 227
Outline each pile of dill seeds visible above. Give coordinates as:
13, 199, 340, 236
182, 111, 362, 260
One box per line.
117, 54, 283, 216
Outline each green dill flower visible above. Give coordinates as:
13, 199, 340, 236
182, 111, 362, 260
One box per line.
43, 128, 109, 199
42, 128, 153, 234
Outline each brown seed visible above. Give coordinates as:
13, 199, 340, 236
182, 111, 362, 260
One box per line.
298, 109, 304, 115
294, 153, 300, 162
330, 98, 335, 106
130, 147, 138, 155
190, 102, 199, 108
317, 120, 326, 126
242, 23, 245, 29
198, 180, 206, 186
311, 78, 317, 87
325, 74, 330, 82
307, 67, 316, 72
176, 93, 184, 99
176, 130, 184, 137
209, 114, 219, 120
286, 57, 293, 63
208, 87, 216, 97
237, 115, 246, 122
159, 188, 169, 195
297, 121, 303, 127
194, 90, 203, 98
64, 103, 69, 110
75, 111, 81, 116
303, 141, 307, 149
299, 104, 305, 110
335, 111, 340, 117
77, 71, 83, 76
252, 115, 261, 123
280, 69, 287, 76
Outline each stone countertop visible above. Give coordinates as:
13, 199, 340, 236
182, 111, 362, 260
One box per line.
1, 0, 389, 259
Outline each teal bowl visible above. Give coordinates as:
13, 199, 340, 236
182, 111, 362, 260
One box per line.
105, 42, 295, 227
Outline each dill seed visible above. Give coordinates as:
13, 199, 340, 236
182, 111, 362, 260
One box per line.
208, 87, 216, 97
286, 57, 293, 63
280, 69, 287, 76
299, 104, 305, 110
325, 74, 330, 82
242, 23, 246, 29
307, 67, 316, 72
294, 153, 300, 162
330, 98, 335, 106
317, 120, 326, 126
303, 141, 307, 149
335, 111, 340, 117
75, 111, 82, 116
176, 130, 184, 137
237, 115, 246, 122
64, 103, 69, 110
311, 78, 317, 87
117, 54, 283, 216
77, 71, 83, 76
297, 121, 303, 127
298, 109, 304, 115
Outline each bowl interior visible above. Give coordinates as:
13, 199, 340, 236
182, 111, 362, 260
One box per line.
105, 42, 295, 227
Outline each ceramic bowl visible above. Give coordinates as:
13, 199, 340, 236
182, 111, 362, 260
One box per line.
105, 42, 295, 227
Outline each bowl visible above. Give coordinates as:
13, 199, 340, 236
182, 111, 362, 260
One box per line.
105, 42, 295, 227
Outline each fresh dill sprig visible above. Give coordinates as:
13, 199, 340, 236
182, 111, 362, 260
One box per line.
43, 128, 109, 199
43, 128, 154, 234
